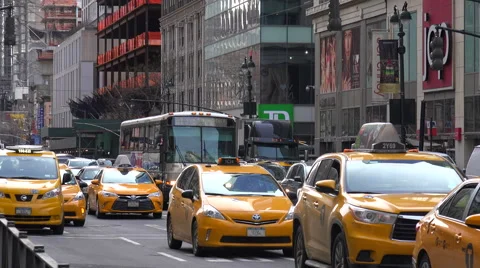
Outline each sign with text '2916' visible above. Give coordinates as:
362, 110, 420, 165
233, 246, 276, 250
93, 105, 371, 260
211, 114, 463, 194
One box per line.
422, 0, 453, 91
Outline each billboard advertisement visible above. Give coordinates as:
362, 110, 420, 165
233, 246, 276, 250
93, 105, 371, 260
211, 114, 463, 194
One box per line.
258, 104, 294, 121
378, 40, 400, 94
371, 31, 389, 103
342, 27, 361, 90
320, 35, 336, 93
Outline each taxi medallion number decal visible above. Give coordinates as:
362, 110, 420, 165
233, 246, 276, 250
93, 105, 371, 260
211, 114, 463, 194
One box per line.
247, 227, 265, 237
128, 200, 139, 207
16, 207, 31, 215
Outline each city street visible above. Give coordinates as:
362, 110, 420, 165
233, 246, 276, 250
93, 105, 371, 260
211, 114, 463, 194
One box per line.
27, 213, 295, 268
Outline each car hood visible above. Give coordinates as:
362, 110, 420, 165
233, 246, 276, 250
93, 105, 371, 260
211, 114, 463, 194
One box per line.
102, 183, 159, 195
0, 178, 59, 193
347, 193, 447, 213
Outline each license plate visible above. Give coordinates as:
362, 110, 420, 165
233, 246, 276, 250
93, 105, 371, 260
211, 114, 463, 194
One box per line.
15, 207, 31, 215
127, 201, 139, 207
247, 227, 265, 237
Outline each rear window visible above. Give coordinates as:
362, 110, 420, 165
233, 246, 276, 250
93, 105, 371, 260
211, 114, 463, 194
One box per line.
466, 147, 480, 177
346, 159, 463, 194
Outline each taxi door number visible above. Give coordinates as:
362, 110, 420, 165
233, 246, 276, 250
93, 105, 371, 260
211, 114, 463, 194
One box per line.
247, 227, 265, 237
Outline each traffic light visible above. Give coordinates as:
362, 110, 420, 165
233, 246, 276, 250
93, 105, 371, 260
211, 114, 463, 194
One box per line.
327, 0, 342, 32
5, 100, 12, 111
430, 31, 444, 71
4, 16, 15, 46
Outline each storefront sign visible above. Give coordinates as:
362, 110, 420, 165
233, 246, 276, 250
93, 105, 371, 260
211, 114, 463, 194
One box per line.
422, 0, 453, 91
258, 104, 294, 121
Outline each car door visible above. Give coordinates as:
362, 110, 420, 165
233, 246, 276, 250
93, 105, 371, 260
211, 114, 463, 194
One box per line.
459, 185, 480, 268
302, 159, 333, 262
430, 183, 478, 267
88, 170, 103, 209
170, 167, 192, 240
282, 164, 298, 190
184, 169, 200, 243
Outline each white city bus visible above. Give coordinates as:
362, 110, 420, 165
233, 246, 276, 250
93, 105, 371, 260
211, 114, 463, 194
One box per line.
119, 111, 237, 207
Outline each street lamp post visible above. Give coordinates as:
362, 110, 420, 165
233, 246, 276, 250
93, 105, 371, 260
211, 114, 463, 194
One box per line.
390, 2, 411, 145
241, 56, 256, 118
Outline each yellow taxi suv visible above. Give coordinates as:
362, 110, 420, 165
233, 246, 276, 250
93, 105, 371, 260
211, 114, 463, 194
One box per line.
167, 157, 294, 257
293, 123, 465, 268
86, 156, 163, 219
0, 145, 65, 234
59, 164, 87, 226
413, 179, 480, 268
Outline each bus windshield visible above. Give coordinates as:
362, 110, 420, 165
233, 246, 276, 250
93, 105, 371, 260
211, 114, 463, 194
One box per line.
167, 126, 235, 163
253, 144, 298, 160
0, 156, 58, 180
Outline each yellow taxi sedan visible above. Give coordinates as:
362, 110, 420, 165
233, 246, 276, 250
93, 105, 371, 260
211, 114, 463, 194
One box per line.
413, 178, 480, 268
167, 157, 294, 257
86, 166, 163, 219
59, 164, 87, 226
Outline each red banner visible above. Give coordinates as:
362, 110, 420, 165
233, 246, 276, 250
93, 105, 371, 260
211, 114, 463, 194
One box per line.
422, 0, 453, 91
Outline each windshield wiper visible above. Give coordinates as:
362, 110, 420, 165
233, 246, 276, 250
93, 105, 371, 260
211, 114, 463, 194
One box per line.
347, 191, 381, 194
204, 193, 227, 196
8, 176, 44, 180
175, 145, 187, 168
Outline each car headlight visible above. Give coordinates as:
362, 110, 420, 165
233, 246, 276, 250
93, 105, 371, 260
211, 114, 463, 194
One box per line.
100, 190, 118, 197
148, 191, 161, 197
73, 192, 84, 201
42, 187, 61, 199
349, 205, 397, 224
0, 192, 5, 198
203, 204, 225, 220
284, 205, 294, 221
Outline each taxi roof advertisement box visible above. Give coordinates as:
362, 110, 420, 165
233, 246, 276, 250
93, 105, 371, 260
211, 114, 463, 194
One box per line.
257, 104, 294, 121
422, 0, 453, 91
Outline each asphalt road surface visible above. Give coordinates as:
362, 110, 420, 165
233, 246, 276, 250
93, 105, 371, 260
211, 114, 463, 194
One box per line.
27, 213, 295, 268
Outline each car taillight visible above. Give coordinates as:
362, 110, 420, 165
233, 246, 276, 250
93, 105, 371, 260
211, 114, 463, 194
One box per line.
416, 222, 421, 232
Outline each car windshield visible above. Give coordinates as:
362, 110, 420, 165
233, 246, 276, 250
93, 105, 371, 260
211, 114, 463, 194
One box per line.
102, 169, 153, 184
58, 158, 69, 164
0, 156, 58, 180
60, 169, 76, 185
254, 144, 297, 160
258, 164, 287, 181
80, 169, 101, 181
345, 159, 463, 194
68, 159, 93, 168
202, 173, 284, 196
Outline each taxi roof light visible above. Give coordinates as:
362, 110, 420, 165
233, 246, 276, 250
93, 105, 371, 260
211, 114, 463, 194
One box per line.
349, 123, 407, 153
5, 145, 45, 154
113, 154, 134, 168
217, 157, 240, 165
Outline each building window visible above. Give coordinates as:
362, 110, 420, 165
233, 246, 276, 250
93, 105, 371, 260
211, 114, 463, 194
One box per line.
464, 97, 480, 132
197, 87, 202, 107
465, 0, 480, 73
197, 50, 202, 77
179, 56, 185, 82
197, 14, 202, 40
366, 105, 387, 122
426, 98, 455, 133
188, 53, 194, 79
392, 12, 417, 81
179, 26, 184, 47
180, 91, 185, 111
341, 107, 360, 136
319, 109, 335, 137
188, 22, 193, 42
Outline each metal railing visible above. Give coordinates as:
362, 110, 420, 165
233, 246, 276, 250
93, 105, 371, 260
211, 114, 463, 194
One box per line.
0, 214, 69, 268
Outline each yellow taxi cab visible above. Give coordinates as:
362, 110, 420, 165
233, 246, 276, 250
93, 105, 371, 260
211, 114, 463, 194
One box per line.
166, 157, 294, 257
86, 155, 163, 219
413, 178, 480, 268
59, 164, 87, 226
292, 123, 465, 268
0, 145, 66, 234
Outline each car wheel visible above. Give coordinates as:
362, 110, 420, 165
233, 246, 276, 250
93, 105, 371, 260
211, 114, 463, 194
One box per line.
418, 253, 431, 268
167, 216, 182, 249
294, 225, 307, 268
87, 198, 94, 215
153, 212, 162, 219
331, 232, 349, 268
96, 198, 105, 219
73, 220, 85, 227
191, 220, 205, 256
51, 222, 64, 235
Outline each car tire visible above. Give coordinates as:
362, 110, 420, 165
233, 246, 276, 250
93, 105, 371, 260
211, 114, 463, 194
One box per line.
51, 222, 64, 235
167, 216, 182, 249
191, 220, 205, 257
73, 220, 85, 227
331, 232, 350, 268
153, 212, 162, 219
96, 198, 105, 219
293, 225, 307, 268
418, 253, 431, 268
87, 198, 94, 215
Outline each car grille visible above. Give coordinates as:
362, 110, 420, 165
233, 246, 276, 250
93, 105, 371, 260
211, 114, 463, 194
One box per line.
233, 219, 278, 225
5, 215, 51, 222
15, 194, 33, 202
391, 213, 427, 241
111, 199, 154, 211
220, 236, 291, 244
117, 194, 149, 200
64, 212, 76, 217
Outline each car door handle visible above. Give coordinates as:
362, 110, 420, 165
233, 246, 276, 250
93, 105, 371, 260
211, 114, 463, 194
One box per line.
313, 201, 319, 207
181, 201, 185, 207
455, 233, 462, 243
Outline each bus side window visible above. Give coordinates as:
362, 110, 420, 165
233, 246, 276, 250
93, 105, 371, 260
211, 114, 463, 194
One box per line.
138, 126, 146, 151
123, 128, 132, 150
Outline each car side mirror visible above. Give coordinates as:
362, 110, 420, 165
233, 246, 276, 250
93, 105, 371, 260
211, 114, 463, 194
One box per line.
75, 175, 80, 180
315, 180, 337, 194
62, 173, 73, 184
79, 181, 88, 188
465, 214, 480, 228
286, 191, 297, 201
181, 189, 194, 200
91, 179, 99, 185
293, 175, 303, 182
238, 145, 245, 158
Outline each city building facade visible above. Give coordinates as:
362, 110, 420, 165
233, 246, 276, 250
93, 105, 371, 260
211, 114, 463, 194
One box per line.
160, 0, 204, 113
309, 0, 473, 168
203, 0, 315, 144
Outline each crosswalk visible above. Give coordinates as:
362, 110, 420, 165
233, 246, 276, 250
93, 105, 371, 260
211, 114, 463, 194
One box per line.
157, 251, 294, 263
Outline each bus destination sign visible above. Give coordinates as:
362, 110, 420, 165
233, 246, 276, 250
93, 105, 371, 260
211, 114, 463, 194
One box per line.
173, 117, 230, 127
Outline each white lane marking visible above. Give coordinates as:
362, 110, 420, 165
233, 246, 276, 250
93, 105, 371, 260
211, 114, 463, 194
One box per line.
145, 224, 166, 231
206, 258, 233, 262
282, 257, 294, 261
64, 231, 69, 234
158, 252, 187, 262
254, 257, 274, 262
119, 237, 141, 245
235, 258, 253, 262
